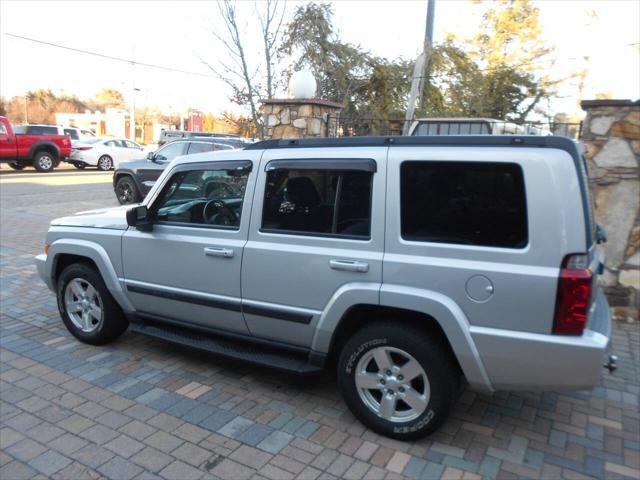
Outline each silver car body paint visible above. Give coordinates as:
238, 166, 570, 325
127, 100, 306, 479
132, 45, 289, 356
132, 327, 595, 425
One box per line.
37, 141, 611, 394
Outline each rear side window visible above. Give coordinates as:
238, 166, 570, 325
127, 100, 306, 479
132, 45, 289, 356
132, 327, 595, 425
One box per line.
187, 142, 214, 154
64, 128, 79, 140
262, 169, 373, 239
401, 161, 527, 248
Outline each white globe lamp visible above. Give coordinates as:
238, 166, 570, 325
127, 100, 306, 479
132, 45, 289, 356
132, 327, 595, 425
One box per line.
289, 69, 317, 99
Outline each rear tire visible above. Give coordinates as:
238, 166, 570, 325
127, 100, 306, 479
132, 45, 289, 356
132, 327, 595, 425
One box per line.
337, 322, 460, 440
8, 162, 25, 170
33, 151, 56, 172
97, 155, 113, 171
115, 176, 142, 204
57, 263, 128, 345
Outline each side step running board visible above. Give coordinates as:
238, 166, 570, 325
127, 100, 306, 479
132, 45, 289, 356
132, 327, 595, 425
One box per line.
130, 323, 322, 375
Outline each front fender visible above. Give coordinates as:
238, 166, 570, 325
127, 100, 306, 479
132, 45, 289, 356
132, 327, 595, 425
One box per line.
39, 238, 135, 314
379, 284, 493, 392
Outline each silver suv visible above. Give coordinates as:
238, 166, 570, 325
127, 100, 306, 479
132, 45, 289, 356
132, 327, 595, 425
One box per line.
36, 136, 612, 439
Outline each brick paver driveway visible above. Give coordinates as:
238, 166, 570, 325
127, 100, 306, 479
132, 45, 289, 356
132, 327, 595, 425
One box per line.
1, 167, 639, 479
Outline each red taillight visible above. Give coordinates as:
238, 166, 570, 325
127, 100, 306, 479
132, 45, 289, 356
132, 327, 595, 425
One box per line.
553, 254, 592, 335
77, 146, 92, 151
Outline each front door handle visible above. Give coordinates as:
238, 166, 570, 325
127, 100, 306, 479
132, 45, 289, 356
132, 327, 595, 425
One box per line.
204, 247, 234, 258
329, 259, 369, 273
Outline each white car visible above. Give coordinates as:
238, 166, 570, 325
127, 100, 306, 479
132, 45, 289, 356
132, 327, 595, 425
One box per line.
67, 138, 144, 170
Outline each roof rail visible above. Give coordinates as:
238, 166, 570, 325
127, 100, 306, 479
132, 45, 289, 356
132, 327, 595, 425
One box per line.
244, 135, 578, 151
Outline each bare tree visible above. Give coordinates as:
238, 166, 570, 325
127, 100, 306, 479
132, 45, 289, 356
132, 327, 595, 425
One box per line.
257, 0, 286, 99
201, 0, 285, 139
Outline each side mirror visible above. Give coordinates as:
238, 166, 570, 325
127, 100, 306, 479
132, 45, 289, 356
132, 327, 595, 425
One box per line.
147, 151, 155, 161
596, 223, 608, 244
126, 205, 153, 231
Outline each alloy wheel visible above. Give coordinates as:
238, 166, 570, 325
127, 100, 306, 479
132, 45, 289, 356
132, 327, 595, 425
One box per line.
354, 346, 430, 422
64, 278, 103, 333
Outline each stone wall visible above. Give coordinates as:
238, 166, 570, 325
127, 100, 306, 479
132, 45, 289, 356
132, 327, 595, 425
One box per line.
581, 99, 640, 314
261, 99, 342, 140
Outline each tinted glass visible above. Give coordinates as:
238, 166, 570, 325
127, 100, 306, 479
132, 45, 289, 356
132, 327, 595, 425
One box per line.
401, 161, 527, 248
154, 167, 249, 228
262, 169, 372, 238
123, 140, 139, 149
28, 126, 58, 135
414, 122, 491, 136
104, 140, 122, 147
187, 142, 214, 154
155, 142, 186, 162
64, 128, 79, 139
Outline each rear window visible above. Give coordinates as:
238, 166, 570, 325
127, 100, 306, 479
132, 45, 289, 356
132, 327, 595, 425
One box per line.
413, 122, 491, 136
27, 126, 58, 135
401, 161, 528, 248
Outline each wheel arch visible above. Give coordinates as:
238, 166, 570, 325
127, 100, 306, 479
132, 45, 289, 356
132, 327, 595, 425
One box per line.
47, 239, 135, 314
314, 283, 494, 393
29, 141, 60, 160
113, 170, 143, 193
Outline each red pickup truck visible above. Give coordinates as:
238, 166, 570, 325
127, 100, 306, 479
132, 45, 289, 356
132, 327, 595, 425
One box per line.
0, 116, 72, 172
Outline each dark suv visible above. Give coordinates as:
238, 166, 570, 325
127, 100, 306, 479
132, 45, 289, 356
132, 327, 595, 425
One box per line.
113, 139, 234, 204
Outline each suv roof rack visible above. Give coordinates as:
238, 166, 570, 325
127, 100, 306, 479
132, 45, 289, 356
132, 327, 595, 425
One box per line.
245, 135, 578, 151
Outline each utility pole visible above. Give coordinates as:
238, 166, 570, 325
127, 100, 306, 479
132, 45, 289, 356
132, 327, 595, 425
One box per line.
403, 0, 436, 135
129, 61, 136, 142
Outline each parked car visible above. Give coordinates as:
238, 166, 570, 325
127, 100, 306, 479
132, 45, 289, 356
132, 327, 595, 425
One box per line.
408, 118, 552, 136
113, 138, 234, 204
158, 129, 240, 146
67, 138, 143, 170
0, 117, 72, 171
63, 127, 97, 142
36, 135, 612, 440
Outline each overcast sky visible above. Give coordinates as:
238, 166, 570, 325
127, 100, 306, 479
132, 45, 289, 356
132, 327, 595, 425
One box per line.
1, 0, 638, 118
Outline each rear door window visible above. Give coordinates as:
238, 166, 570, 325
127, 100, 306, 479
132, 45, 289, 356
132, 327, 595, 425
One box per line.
261, 168, 373, 239
401, 161, 527, 248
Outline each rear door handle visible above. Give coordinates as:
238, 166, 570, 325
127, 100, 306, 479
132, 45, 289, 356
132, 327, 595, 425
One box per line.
204, 247, 234, 258
329, 259, 369, 273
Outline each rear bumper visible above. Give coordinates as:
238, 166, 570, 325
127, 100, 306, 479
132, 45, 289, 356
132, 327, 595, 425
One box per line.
470, 290, 611, 391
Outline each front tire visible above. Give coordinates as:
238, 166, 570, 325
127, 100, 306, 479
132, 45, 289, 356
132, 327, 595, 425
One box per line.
115, 176, 142, 204
337, 322, 460, 440
97, 155, 113, 171
57, 263, 128, 345
33, 151, 56, 172
8, 162, 25, 170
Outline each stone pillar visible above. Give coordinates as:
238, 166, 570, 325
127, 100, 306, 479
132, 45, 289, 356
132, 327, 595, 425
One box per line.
261, 99, 342, 140
581, 99, 640, 316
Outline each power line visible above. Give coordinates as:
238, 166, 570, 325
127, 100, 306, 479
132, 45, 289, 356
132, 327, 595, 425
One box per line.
3, 33, 216, 78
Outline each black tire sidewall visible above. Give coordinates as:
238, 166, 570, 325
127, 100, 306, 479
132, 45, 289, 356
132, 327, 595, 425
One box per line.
33, 152, 55, 172
116, 177, 140, 204
57, 263, 127, 345
338, 324, 458, 440
98, 156, 112, 171
8, 162, 25, 170
74, 163, 86, 169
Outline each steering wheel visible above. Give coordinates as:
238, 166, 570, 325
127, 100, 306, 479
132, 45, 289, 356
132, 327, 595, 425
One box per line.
203, 199, 238, 226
